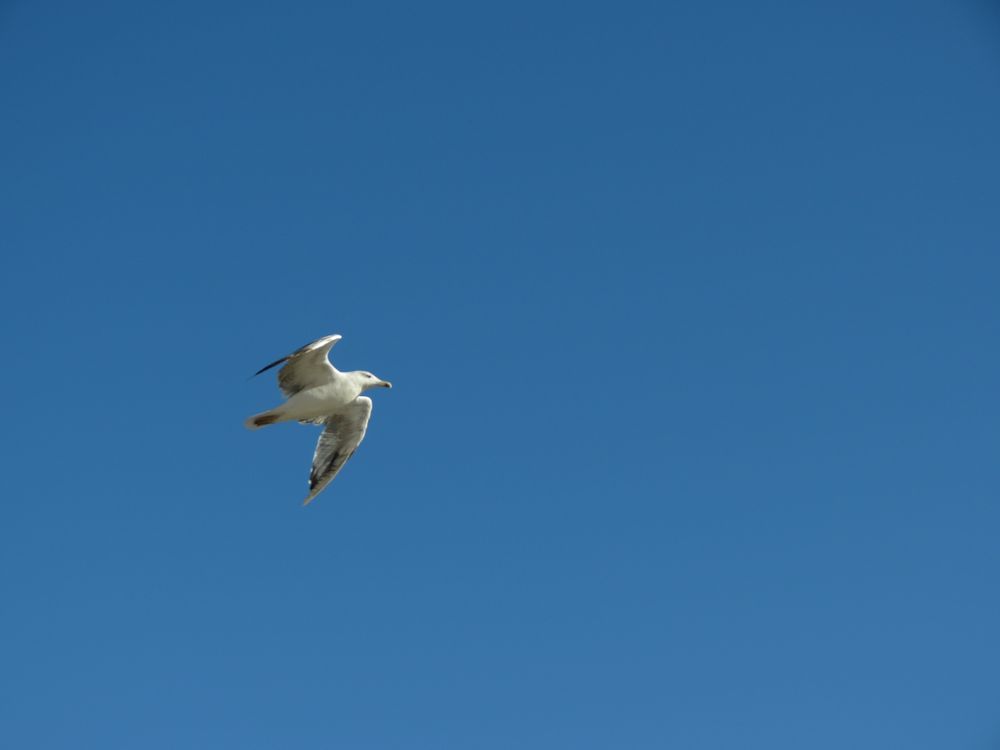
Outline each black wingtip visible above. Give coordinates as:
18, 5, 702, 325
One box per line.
252, 355, 289, 378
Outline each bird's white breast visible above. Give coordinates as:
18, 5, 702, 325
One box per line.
281, 379, 360, 420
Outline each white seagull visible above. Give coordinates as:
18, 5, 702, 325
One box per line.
245, 334, 392, 505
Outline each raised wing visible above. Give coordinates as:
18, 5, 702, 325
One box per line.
254, 334, 342, 398
303, 396, 373, 505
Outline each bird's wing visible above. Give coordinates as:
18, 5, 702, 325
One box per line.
254, 334, 342, 397
303, 396, 373, 505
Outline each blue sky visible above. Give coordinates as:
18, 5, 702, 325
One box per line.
2, 1, 999, 747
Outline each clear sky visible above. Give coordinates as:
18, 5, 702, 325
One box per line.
2, 1, 999, 748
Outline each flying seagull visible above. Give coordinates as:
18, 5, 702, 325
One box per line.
245, 334, 392, 505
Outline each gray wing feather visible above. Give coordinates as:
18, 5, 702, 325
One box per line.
303, 396, 373, 505
256, 334, 342, 398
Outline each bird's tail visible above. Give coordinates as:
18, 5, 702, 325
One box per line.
244, 410, 281, 430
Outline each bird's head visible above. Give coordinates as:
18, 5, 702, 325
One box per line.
357, 371, 392, 390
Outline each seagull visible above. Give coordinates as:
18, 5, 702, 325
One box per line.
245, 334, 392, 505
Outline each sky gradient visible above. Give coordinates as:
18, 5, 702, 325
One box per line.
2, 1, 1000, 748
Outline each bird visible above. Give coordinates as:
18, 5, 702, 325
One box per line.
245, 334, 392, 505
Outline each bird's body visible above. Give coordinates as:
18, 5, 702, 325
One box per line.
245, 334, 392, 504
263, 375, 363, 424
